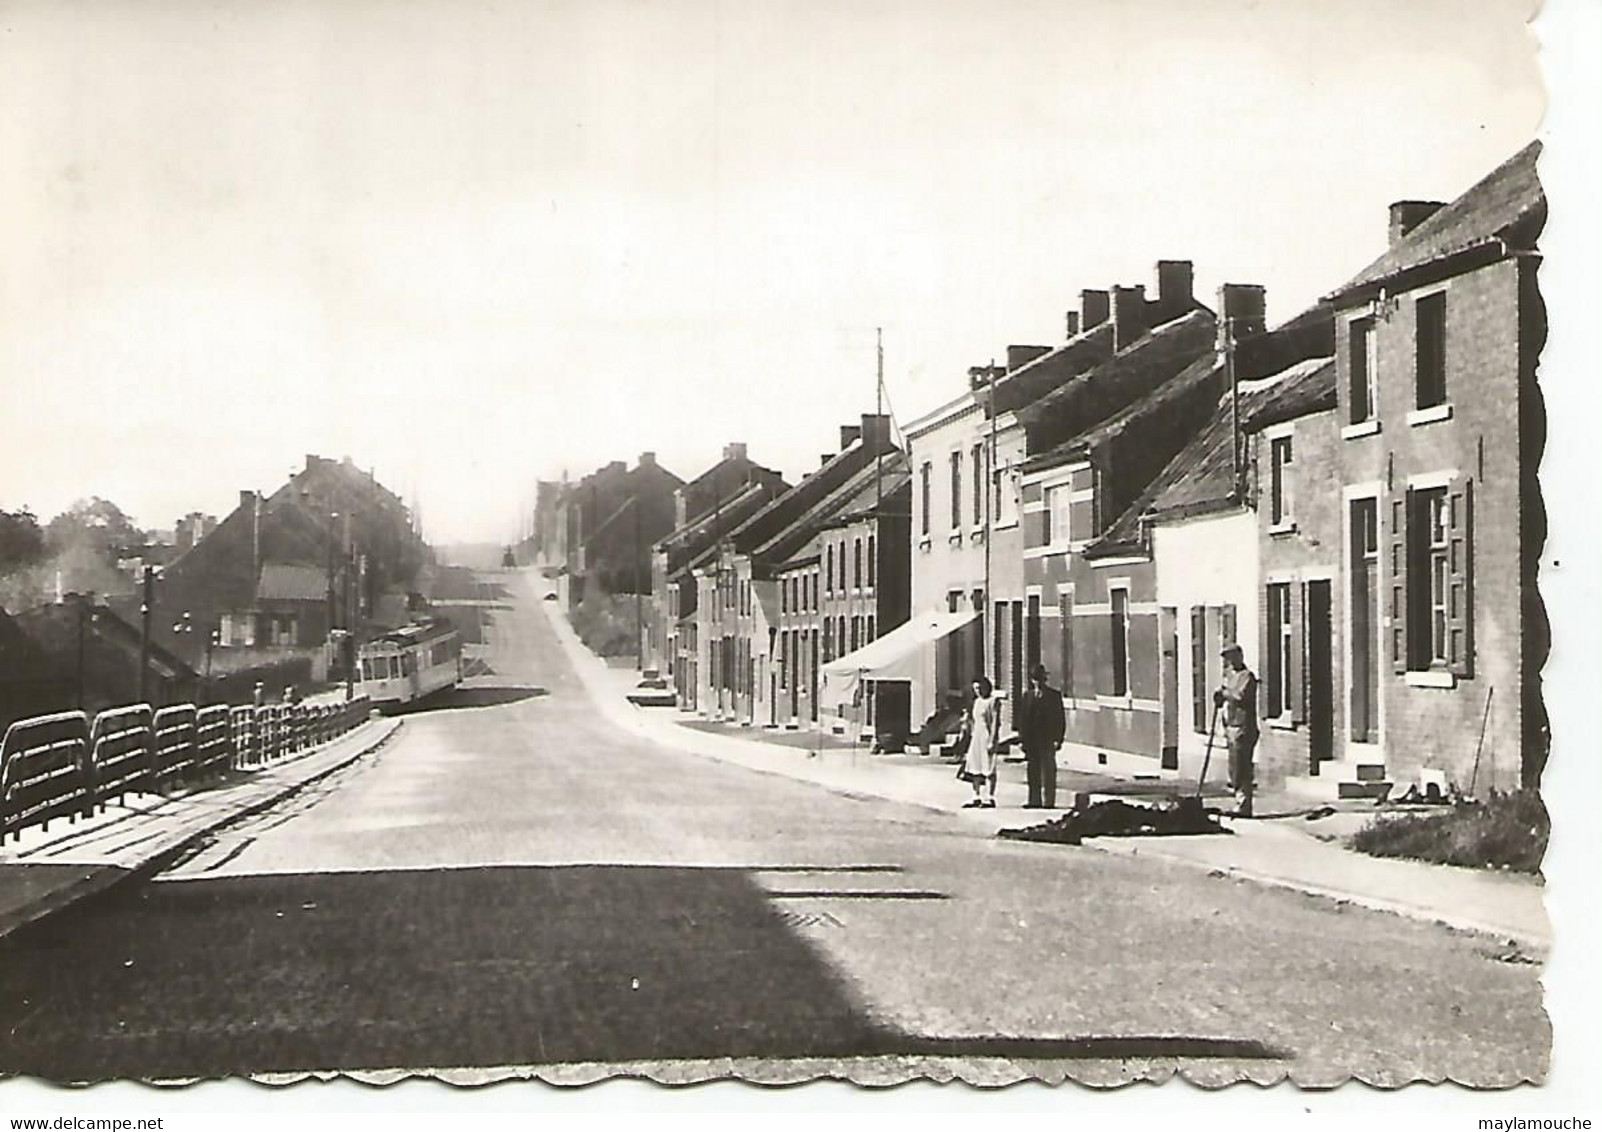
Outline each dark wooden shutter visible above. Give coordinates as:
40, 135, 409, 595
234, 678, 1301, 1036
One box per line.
1060, 587, 1075, 701
1390, 491, 1410, 674
1190, 606, 1207, 731
1288, 583, 1306, 723
1448, 477, 1475, 677
1220, 604, 1236, 648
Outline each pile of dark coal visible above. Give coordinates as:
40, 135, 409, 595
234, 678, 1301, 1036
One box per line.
997, 797, 1230, 845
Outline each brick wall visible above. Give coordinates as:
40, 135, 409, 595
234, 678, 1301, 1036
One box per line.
1335, 255, 1526, 791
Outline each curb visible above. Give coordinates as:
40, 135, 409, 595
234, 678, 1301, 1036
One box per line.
1073, 832, 1548, 947
0, 718, 404, 944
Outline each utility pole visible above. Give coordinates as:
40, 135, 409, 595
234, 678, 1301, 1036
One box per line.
634, 496, 644, 672
138, 566, 154, 704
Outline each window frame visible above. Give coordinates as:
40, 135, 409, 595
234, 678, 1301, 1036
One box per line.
1415, 290, 1448, 411
1348, 315, 1378, 426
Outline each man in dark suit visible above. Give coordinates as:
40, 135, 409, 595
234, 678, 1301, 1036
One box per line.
1017, 663, 1066, 808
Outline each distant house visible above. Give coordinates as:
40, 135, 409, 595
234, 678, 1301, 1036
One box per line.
132, 455, 426, 691
0, 605, 74, 733
556, 453, 685, 610
685, 416, 895, 720
642, 445, 789, 684
9, 595, 197, 722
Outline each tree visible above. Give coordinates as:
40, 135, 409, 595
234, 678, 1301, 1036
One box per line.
44, 498, 147, 561
0, 508, 46, 572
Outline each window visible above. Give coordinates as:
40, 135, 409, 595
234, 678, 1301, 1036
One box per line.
853, 538, 862, 588
1416, 292, 1447, 409
867, 535, 876, 587
810, 572, 818, 611
1269, 434, 1294, 526
867, 615, 875, 642
1393, 481, 1473, 676
971, 443, 984, 526
825, 546, 834, 594
950, 451, 963, 529
850, 617, 860, 652
1044, 484, 1072, 546
1266, 583, 1294, 718
1349, 317, 1377, 424
823, 619, 834, 662
1109, 588, 1130, 698
920, 462, 932, 536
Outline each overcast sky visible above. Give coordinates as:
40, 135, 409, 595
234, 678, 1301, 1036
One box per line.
1, 0, 1543, 544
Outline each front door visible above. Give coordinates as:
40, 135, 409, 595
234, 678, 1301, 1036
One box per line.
1159, 606, 1179, 770
1307, 580, 1335, 770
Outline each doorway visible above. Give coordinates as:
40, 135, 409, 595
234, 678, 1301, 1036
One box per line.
1307, 580, 1335, 771
1159, 606, 1179, 770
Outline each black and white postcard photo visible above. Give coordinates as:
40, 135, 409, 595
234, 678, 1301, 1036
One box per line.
1, 0, 1598, 1117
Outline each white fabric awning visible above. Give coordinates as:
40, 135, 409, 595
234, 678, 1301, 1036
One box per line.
818, 608, 977, 710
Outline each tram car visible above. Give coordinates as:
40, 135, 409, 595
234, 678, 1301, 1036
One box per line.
358, 618, 463, 708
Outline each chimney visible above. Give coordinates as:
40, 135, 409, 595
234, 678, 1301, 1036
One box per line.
860, 412, 893, 451
638, 451, 656, 467
821, 454, 834, 468
839, 424, 863, 450
722, 442, 748, 462
239, 489, 257, 511
1111, 285, 1148, 351
1064, 310, 1081, 340
1007, 344, 1051, 372
1388, 200, 1445, 247
1080, 289, 1110, 330
1156, 259, 1194, 318
967, 364, 1004, 391
1217, 283, 1268, 353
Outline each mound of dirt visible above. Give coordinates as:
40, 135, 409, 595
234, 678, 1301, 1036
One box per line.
997, 798, 1230, 845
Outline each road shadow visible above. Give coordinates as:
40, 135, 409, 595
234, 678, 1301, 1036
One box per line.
388, 685, 548, 714
460, 657, 496, 679
0, 864, 1290, 1080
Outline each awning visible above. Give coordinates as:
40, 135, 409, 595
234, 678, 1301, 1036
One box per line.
819, 608, 977, 711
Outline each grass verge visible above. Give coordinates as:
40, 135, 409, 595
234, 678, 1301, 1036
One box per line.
1348, 790, 1547, 874
570, 589, 641, 659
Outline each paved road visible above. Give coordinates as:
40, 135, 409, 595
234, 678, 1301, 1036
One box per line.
0, 575, 1546, 1086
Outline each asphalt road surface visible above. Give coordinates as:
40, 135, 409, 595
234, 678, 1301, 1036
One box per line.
0, 574, 1547, 1086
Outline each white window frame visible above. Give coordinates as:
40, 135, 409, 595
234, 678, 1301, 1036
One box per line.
1266, 423, 1297, 533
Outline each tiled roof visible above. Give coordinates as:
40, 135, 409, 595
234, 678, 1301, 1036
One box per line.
1017, 309, 1217, 454
1329, 141, 1542, 300
256, 562, 328, 602
1087, 356, 1336, 555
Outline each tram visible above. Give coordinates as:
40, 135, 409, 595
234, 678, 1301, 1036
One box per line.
358, 618, 463, 707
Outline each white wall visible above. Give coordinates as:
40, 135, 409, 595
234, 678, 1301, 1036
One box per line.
1152, 508, 1259, 774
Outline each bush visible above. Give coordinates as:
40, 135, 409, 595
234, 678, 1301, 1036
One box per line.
570, 590, 640, 659
1348, 790, 1548, 874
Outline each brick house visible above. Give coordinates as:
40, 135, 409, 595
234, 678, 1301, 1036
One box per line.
905, 262, 1204, 739
640, 444, 786, 676
1310, 141, 1543, 796
771, 472, 912, 741
1015, 291, 1224, 758
684, 416, 896, 719
132, 455, 426, 692
569, 452, 684, 603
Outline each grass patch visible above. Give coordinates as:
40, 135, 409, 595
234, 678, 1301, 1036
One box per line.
1348, 790, 1548, 874
570, 588, 641, 659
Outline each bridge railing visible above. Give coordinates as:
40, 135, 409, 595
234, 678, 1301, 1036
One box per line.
0, 695, 375, 844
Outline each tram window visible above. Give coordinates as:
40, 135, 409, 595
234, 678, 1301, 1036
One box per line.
402, 653, 415, 676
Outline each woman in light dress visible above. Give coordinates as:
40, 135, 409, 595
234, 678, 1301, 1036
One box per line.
960, 675, 1003, 809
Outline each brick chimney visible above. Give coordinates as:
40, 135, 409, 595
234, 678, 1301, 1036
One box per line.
1111, 285, 1149, 351
1080, 289, 1110, 330
638, 451, 656, 467
1217, 283, 1268, 353
839, 424, 862, 450
722, 442, 747, 462
967, 364, 1004, 391
1388, 201, 1445, 247
1156, 259, 1194, 319
1006, 344, 1051, 372
239, 489, 257, 511
859, 413, 894, 451
1064, 310, 1081, 340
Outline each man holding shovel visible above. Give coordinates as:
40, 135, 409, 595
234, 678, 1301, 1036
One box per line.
1213, 643, 1259, 817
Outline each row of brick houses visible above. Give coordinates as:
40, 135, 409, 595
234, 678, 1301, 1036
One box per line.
562, 141, 1541, 797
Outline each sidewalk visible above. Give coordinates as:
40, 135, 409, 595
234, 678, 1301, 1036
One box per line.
541, 592, 1549, 947
0, 716, 404, 943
